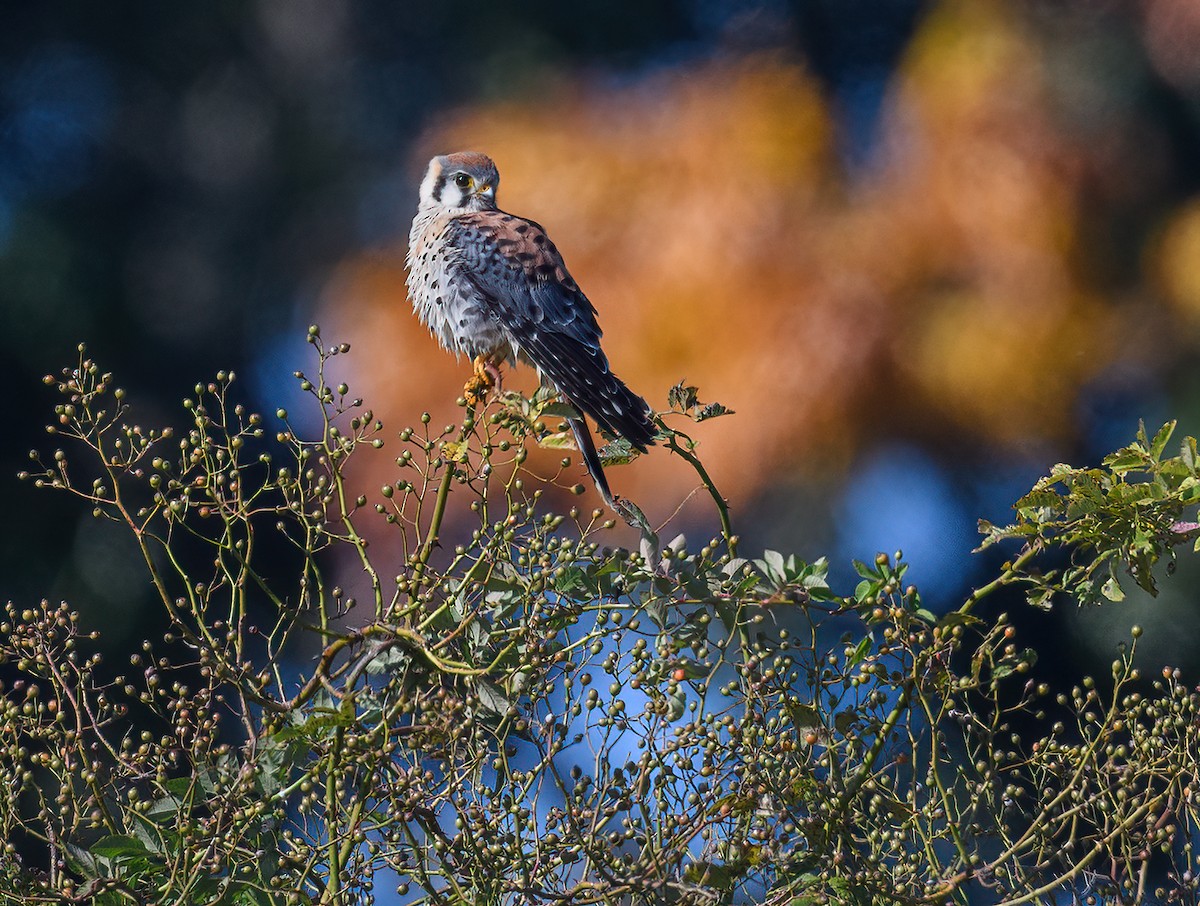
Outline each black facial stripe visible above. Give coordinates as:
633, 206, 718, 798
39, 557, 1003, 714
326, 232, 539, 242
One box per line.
432, 172, 446, 203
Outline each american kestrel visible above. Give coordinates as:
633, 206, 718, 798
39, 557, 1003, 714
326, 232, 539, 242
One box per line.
406, 151, 655, 506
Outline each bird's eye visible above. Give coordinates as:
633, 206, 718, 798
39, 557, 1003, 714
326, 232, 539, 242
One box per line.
454, 173, 472, 189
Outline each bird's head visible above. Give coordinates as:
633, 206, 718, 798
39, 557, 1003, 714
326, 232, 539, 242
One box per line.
418, 152, 500, 213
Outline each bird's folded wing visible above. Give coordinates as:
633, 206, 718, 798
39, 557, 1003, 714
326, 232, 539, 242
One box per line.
446, 213, 655, 450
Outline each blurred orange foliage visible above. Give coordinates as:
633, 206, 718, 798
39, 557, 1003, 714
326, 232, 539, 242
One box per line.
1155, 198, 1200, 326
318, 0, 1190, 520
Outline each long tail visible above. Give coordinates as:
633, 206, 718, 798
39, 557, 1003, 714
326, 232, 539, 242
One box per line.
567, 415, 617, 511
524, 329, 656, 452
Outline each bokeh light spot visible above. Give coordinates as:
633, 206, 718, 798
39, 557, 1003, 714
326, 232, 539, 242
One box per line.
835, 445, 975, 604
0, 44, 114, 199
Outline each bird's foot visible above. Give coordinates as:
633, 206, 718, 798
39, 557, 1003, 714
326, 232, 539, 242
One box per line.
484, 360, 503, 391
464, 356, 501, 407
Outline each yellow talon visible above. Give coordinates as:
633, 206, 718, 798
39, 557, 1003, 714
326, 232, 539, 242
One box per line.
463, 356, 497, 406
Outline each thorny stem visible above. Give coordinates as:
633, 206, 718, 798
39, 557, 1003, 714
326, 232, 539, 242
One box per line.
407, 415, 473, 607
320, 723, 346, 905
666, 432, 736, 557
835, 681, 913, 816
961, 542, 1043, 615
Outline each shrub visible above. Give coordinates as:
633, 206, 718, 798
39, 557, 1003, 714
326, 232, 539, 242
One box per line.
3, 328, 1200, 905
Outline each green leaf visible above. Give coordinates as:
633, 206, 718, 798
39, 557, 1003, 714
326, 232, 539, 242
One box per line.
144, 793, 183, 822
1016, 488, 1063, 511
1104, 448, 1149, 474
668, 382, 700, 411
365, 645, 409, 675
695, 401, 733, 421
713, 599, 740, 634
63, 841, 102, 879
552, 565, 588, 598
1136, 419, 1151, 448
615, 497, 656, 557
760, 550, 786, 581
852, 559, 880, 580
1131, 558, 1160, 596
1101, 576, 1125, 602
786, 702, 821, 729
1065, 496, 1098, 520
272, 708, 352, 743
598, 436, 638, 465
723, 557, 750, 577
1150, 420, 1176, 462
441, 439, 468, 462
788, 877, 836, 906
474, 678, 513, 718
1025, 586, 1055, 611
234, 888, 285, 906
801, 557, 829, 583
666, 688, 687, 720
675, 658, 708, 680
683, 859, 742, 890
938, 610, 981, 629
537, 431, 577, 450
643, 597, 668, 629
1182, 436, 1199, 474
539, 401, 581, 418
995, 648, 1039, 679
129, 813, 165, 855
198, 764, 223, 797
91, 834, 150, 860
848, 635, 872, 667
834, 710, 858, 735
1178, 477, 1200, 503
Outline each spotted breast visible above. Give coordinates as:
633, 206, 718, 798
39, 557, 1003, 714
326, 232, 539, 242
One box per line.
406, 209, 515, 363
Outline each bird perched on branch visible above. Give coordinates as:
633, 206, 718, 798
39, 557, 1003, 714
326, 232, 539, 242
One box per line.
406, 151, 655, 508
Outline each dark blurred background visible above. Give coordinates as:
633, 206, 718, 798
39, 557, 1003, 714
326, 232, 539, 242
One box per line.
5, 0, 1200, 672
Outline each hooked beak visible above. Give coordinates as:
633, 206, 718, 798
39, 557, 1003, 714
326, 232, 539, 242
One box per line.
477, 184, 495, 200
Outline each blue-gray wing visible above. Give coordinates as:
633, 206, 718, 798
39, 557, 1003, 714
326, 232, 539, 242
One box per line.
445, 211, 655, 450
